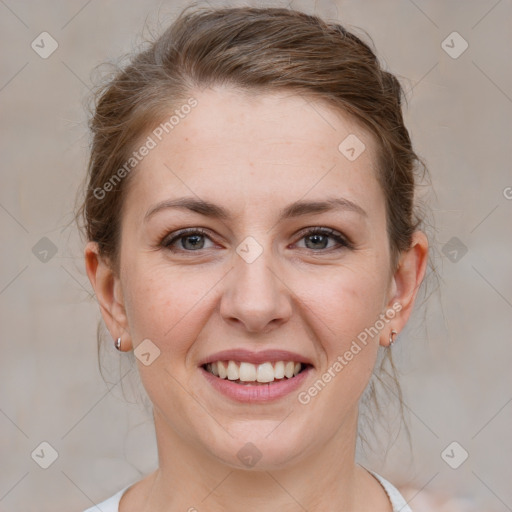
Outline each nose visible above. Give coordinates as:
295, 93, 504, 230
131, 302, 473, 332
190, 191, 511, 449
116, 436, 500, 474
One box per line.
219, 246, 293, 334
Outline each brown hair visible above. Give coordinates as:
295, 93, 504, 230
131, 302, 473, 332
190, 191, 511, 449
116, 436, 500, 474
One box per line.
74, 2, 435, 454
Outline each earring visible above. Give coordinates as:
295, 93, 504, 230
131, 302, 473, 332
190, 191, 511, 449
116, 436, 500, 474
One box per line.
115, 337, 122, 351
389, 329, 398, 347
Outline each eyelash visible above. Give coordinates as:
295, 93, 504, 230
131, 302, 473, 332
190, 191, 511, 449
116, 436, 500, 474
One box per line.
160, 227, 353, 253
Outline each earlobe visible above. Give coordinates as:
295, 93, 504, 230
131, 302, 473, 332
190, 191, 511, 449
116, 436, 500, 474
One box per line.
84, 242, 132, 351
380, 231, 429, 346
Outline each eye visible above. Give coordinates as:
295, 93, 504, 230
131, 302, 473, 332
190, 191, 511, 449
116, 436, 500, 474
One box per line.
294, 227, 352, 252
161, 227, 353, 254
161, 228, 215, 252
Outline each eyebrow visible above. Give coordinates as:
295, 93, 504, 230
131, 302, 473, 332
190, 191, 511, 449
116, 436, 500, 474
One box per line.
144, 196, 367, 224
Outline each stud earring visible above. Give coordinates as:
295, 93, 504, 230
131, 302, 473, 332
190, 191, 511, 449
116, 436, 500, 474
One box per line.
115, 337, 122, 351
389, 329, 398, 347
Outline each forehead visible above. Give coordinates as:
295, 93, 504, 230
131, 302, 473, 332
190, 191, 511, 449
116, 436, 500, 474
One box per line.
163, 86, 376, 159
123, 86, 383, 223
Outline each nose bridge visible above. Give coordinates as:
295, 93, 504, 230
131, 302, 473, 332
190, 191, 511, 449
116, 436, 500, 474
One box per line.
220, 235, 291, 331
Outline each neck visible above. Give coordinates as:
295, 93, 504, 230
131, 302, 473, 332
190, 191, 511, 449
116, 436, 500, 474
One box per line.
141, 407, 375, 512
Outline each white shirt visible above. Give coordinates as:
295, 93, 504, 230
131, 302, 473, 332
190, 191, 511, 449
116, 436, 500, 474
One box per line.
83, 470, 412, 511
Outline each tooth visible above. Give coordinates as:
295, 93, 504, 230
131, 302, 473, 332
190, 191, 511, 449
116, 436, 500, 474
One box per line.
209, 360, 304, 381
227, 360, 239, 380
217, 361, 227, 379
239, 362, 257, 381
284, 361, 295, 378
257, 362, 275, 383
274, 361, 285, 379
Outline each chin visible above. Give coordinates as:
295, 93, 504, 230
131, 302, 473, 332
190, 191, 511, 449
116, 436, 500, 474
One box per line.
205, 429, 309, 471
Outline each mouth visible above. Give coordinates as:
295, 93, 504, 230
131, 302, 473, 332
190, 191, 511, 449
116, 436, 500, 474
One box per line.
201, 360, 312, 385
199, 358, 313, 403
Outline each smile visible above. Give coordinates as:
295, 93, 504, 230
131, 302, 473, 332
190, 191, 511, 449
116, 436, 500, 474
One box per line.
200, 361, 313, 402
204, 360, 305, 384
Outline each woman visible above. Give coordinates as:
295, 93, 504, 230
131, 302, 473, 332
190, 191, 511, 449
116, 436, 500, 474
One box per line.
77, 4, 430, 511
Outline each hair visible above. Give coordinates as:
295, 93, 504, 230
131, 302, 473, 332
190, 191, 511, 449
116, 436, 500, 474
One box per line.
74, 2, 437, 456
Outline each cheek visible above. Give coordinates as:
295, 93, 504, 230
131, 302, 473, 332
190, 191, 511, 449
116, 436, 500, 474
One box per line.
122, 259, 212, 349
298, 263, 388, 337
293, 273, 387, 425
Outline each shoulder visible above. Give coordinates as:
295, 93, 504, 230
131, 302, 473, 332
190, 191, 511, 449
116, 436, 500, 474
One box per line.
82, 484, 132, 512
366, 470, 413, 512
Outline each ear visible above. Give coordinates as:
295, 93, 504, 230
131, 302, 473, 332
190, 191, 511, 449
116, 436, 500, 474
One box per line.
380, 230, 429, 347
84, 241, 132, 351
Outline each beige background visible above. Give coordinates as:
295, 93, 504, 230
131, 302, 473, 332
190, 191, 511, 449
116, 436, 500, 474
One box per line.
1, 0, 511, 511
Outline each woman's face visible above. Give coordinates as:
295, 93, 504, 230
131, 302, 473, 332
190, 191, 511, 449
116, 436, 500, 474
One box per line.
87, 86, 425, 470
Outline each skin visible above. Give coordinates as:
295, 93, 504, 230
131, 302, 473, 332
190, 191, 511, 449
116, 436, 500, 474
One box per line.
85, 85, 428, 511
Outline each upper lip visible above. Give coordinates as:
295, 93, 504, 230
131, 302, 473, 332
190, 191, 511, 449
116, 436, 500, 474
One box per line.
198, 349, 314, 367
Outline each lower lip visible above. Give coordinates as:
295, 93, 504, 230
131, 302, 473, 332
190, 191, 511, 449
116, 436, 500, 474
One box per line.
200, 365, 313, 403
